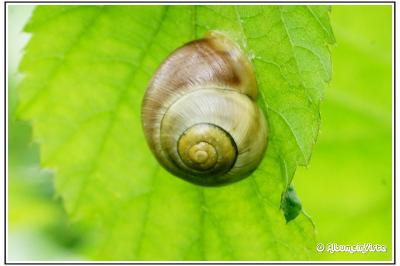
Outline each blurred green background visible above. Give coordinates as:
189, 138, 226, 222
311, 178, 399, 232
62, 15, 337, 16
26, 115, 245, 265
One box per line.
7, 5, 393, 261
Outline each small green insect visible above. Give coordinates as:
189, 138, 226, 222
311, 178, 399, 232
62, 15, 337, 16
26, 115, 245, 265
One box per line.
280, 184, 302, 223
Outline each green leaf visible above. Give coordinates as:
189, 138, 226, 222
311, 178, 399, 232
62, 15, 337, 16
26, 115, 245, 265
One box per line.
17, 5, 334, 260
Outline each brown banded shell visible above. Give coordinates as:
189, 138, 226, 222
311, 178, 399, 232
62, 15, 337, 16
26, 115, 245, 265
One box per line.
141, 31, 268, 186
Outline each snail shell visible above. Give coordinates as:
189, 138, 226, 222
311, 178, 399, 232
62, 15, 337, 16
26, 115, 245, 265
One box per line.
141, 32, 267, 186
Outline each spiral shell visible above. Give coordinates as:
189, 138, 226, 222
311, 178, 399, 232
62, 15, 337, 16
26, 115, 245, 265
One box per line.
141, 32, 267, 186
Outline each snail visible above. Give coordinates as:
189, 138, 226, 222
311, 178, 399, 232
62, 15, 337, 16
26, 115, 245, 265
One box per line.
141, 31, 267, 186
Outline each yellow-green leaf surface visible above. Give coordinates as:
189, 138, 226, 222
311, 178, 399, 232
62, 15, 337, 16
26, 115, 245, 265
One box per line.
17, 6, 334, 260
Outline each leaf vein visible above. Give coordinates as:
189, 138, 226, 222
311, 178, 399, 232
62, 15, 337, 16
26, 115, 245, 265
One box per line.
69, 6, 170, 216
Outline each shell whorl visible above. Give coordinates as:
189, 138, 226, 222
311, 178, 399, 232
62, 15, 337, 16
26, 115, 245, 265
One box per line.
141, 32, 267, 186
